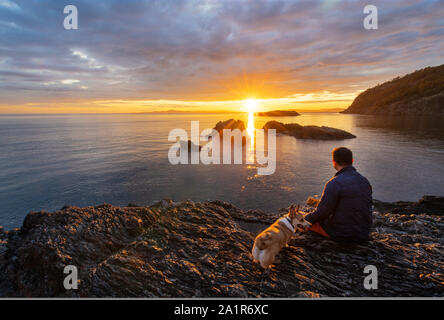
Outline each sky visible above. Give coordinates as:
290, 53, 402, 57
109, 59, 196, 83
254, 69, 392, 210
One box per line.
0, 0, 443, 113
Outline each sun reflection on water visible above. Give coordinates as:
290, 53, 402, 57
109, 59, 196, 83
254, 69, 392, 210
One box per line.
245, 99, 257, 163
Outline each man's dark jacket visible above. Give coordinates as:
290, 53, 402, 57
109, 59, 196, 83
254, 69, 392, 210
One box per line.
305, 166, 373, 243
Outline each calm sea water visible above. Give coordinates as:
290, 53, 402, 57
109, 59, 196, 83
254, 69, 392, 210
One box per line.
0, 113, 443, 229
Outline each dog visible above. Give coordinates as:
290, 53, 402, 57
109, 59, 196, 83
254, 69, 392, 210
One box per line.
252, 205, 311, 269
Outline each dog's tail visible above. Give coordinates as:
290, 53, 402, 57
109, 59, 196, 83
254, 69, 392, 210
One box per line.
256, 233, 273, 250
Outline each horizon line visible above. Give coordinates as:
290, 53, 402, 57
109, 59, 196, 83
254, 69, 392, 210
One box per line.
0, 108, 347, 116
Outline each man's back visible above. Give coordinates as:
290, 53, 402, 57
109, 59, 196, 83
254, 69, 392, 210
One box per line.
305, 166, 373, 243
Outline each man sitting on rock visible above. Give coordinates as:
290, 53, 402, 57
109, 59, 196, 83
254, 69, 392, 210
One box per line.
303, 147, 373, 243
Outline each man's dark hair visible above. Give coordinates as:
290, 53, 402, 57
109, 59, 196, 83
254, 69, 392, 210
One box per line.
332, 147, 353, 166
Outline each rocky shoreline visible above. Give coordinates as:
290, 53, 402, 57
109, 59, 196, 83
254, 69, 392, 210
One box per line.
0, 196, 443, 297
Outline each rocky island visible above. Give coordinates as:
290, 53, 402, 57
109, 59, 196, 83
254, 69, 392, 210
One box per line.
256, 110, 300, 117
0, 196, 442, 297
342, 64, 444, 116
212, 119, 356, 140
213, 119, 246, 133
263, 121, 356, 140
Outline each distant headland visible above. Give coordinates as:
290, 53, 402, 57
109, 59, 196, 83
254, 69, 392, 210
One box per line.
342, 64, 444, 116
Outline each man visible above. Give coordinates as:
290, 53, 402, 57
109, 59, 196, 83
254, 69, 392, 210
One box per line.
304, 147, 373, 243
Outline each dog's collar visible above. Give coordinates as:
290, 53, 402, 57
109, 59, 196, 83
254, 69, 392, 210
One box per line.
279, 216, 295, 233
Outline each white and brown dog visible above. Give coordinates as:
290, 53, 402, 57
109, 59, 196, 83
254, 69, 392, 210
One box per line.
252, 205, 311, 269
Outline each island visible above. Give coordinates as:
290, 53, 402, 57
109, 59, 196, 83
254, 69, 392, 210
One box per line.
213, 119, 246, 133
263, 121, 356, 140
256, 110, 300, 117
342, 64, 444, 116
211, 119, 356, 140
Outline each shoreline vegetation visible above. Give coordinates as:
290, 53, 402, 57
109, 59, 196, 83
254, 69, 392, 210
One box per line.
0, 196, 442, 297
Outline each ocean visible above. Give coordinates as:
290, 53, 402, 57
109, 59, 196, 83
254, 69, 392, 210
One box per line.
0, 112, 443, 229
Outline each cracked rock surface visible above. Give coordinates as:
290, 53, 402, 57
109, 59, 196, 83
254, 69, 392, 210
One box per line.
0, 197, 442, 297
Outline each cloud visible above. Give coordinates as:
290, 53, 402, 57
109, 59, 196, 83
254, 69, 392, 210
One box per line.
0, 0, 443, 110
0, 0, 20, 10
61, 79, 80, 85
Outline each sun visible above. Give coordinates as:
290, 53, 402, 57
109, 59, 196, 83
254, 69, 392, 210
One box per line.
244, 99, 258, 112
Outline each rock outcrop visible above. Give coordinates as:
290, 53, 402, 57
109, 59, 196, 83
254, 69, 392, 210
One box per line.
342, 64, 444, 116
373, 196, 444, 216
263, 121, 356, 140
0, 196, 442, 297
213, 119, 246, 133
212, 119, 356, 140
